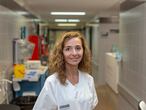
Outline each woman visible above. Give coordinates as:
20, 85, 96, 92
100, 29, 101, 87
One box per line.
33, 31, 98, 110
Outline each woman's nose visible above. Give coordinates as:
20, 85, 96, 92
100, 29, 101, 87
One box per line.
72, 48, 77, 55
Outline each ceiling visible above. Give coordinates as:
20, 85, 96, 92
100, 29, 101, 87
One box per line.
15, 0, 120, 29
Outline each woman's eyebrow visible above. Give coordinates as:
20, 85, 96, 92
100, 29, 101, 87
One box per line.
65, 44, 82, 47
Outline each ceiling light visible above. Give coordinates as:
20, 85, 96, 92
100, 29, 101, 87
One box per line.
51, 12, 86, 15
55, 19, 80, 22
57, 23, 77, 26
16, 11, 28, 15
55, 19, 67, 22
95, 19, 99, 23
33, 19, 41, 22
68, 19, 80, 22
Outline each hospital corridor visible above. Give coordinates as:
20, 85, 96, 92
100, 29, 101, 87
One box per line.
0, 0, 146, 110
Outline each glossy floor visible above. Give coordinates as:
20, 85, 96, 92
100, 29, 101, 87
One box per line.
94, 85, 118, 110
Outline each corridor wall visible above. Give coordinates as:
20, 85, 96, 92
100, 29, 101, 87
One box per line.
119, 2, 146, 108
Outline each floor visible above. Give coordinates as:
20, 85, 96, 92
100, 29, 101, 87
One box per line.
94, 85, 118, 110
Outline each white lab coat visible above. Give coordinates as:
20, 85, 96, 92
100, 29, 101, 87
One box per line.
33, 70, 98, 110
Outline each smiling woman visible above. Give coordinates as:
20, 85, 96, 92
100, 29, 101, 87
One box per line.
48, 31, 91, 85
33, 31, 98, 110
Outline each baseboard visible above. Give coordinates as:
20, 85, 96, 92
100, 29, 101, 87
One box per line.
118, 84, 140, 110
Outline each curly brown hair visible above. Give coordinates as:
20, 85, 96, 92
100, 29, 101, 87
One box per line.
48, 31, 91, 85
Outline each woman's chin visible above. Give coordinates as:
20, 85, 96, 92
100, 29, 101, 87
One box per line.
68, 62, 80, 66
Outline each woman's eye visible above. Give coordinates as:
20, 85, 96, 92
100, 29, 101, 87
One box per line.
64, 47, 70, 51
76, 46, 81, 50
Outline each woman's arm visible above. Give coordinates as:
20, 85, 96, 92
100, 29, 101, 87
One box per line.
33, 79, 57, 110
91, 77, 98, 109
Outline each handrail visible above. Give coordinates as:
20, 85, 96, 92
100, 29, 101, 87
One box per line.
0, 79, 12, 84
0, 79, 12, 104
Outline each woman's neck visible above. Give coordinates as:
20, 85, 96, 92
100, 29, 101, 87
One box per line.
65, 65, 79, 85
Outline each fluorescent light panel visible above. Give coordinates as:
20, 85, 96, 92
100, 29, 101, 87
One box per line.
55, 19, 80, 22
33, 19, 41, 22
51, 12, 86, 15
57, 23, 77, 26
55, 19, 67, 22
68, 19, 80, 22
16, 11, 28, 15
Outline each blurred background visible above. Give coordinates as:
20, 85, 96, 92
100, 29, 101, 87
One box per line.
0, 0, 146, 110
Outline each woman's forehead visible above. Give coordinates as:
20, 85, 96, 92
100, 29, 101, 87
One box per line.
64, 37, 81, 45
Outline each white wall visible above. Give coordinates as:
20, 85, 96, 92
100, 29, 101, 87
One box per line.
91, 25, 100, 86
119, 3, 146, 102
96, 23, 119, 85
85, 22, 119, 86
85, 27, 90, 47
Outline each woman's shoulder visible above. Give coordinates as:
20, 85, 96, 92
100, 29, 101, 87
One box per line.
45, 73, 59, 83
79, 70, 93, 80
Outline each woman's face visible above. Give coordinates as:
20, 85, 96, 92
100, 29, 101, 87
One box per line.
63, 37, 83, 67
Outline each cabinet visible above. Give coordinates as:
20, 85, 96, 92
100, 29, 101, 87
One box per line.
13, 67, 48, 97
105, 52, 119, 93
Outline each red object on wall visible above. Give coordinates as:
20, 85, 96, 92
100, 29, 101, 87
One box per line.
28, 35, 40, 60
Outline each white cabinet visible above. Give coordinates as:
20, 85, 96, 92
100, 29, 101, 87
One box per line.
105, 52, 119, 93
